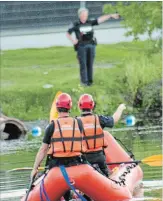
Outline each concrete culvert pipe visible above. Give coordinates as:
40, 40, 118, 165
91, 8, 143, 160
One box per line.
0, 114, 27, 140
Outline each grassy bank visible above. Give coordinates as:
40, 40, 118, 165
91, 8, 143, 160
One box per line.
1, 40, 162, 121
1, 40, 153, 68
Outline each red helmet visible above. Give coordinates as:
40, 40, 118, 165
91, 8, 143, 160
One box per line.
78, 94, 95, 110
56, 93, 72, 109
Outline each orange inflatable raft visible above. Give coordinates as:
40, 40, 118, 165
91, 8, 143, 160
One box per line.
22, 94, 143, 201
23, 164, 132, 201
104, 131, 143, 195
21, 131, 143, 201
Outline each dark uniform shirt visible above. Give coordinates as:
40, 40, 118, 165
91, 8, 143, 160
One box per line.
43, 114, 114, 144
67, 19, 99, 42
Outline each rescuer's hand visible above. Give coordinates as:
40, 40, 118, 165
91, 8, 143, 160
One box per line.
118, 104, 126, 111
30, 168, 38, 180
73, 39, 79, 45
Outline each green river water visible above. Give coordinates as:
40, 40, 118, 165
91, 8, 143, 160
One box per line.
0, 126, 162, 201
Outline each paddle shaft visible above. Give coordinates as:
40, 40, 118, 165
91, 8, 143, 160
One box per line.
107, 160, 141, 165
25, 176, 35, 201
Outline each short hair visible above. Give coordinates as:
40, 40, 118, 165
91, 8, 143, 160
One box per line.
57, 108, 69, 113
82, 109, 91, 112
78, 8, 89, 18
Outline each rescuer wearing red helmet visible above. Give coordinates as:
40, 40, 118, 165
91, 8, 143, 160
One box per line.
31, 93, 84, 201
77, 94, 126, 177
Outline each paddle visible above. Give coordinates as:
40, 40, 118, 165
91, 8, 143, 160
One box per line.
49, 91, 62, 122
107, 154, 162, 167
6, 167, 45, 173
24, 176, 35, 201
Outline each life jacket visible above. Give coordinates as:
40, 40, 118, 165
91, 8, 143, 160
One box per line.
79, 115, 106, 153
47, 117, 83, 157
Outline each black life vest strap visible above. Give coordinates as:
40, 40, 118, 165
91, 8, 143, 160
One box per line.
51, 137, 82, 142
94, 115, 97, 149
57, 119, 66, 152
83, 128, 90, 149
71, 119, 76, 152
77, 117, 90, 149
51, 120, 55, 156
76, 117, 85, 151
83, 133, 104, 140
103, 132, 105, 148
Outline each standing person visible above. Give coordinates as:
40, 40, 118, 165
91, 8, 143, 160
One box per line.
77, 94, 126, 177
30, 93, 85, 201
66, 8, 119, 86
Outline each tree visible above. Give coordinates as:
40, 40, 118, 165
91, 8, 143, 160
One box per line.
103, 2, 162, 40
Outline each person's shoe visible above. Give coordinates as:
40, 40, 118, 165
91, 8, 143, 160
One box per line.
80, 82, 89, 87
87, 82, 93, 86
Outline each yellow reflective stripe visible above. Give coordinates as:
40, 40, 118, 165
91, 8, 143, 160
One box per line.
83, 125, 101, 129
55, 128, 80, 132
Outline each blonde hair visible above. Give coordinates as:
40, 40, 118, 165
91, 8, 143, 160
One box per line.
78, 8, 89, 18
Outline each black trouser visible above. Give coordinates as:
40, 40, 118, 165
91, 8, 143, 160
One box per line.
48, 155, 87, 201
84, 150, 110, 177
48, 155, 86, 169
77, 44, 96, 85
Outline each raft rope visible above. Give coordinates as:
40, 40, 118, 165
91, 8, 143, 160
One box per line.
118, 163, 137, 184
109, 163, 138, 186
40, 174, 50, 201
114, 137, 135, 159
60, 165, 87, 201
108, 178, 123, 186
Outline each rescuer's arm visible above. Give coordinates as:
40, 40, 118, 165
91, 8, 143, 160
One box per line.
112, 104, 126, 124
31, 143, 49, 179
97, 13, 120, 24
31, 122, 54, 179
99, 115, 114, 128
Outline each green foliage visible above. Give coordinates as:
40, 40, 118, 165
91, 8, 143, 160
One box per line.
1, 41, 161, 121
119, 52, 161, 109
123, 52, 161, 95
1, 43, 143, 68
103, 2, 162, 40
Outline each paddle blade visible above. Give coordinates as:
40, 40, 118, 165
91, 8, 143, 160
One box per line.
142, 155, 162, 166
7, 167, 33, 172
49, 91, 62, 122
38, 167, 45, 171
7, 167, 45, 173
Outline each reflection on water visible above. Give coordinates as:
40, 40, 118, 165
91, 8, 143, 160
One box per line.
0, 138, 41, 154
0, 182, 162, 201
0, 168, 162, 201
0, 127, 162, 201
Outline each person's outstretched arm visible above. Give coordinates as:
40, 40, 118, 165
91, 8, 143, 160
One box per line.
112, 104, 126, 124
97, 13, 120, 24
